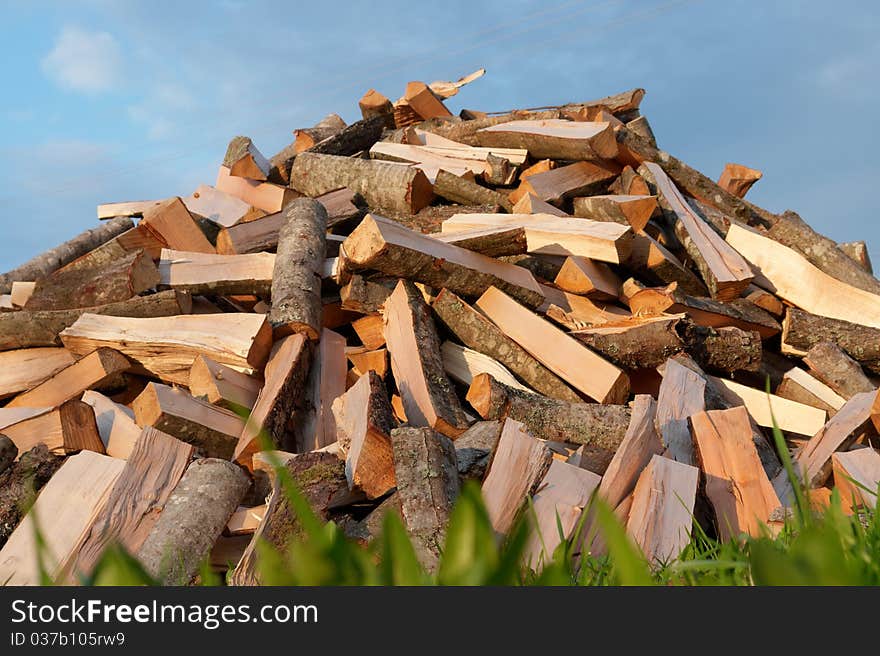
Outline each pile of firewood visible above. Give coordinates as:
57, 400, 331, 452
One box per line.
1, 71, 879, 585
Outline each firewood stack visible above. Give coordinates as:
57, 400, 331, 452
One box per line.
1, 72, 879, 584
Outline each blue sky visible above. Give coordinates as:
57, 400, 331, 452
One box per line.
1, 0, 878, 270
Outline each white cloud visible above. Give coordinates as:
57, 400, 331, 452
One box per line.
41, 25, 123, 93
126, 83, 197, 140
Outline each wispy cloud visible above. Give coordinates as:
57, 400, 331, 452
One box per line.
41, 25, 123, 93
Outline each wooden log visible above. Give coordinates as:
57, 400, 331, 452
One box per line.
609, 165, 651, 196
137, 458, 249, 585
726, 224, 880, 328
481, 418, 553, 534
466, 373, 630, 471
359, 88, 394, 124
132, 382, 245, 459
432, 289, 579, 401
60, 313, 272, 385
511, 161, 620, 206
343, 215, 544, 307
81, 390, 140, 459
776, 367, 846, 417
224, 136, 272, 180
655, 358, 706, 465
0, 217, 134, 294
476, 119, 618, 161
140, 197, 215, 254
10, 281, 35, 308
352, 315, 385, 349
66, 427, 193, 578
295, 120, 350, 154
512, 192, 569, 216
626, 115, 656, 146
691, 406, 781, 541
8, 347, 130, 409
158, 249, 274, 296
670, 292, 780, 339
290, 153, 433, 216
216, 165, 298, 214
235, 334, 311, 465
832, 448, 880, 510
553, 256, 621, 299
626, 454, 699, 566
839, 240, 873, 274
475, 286, 629, 403
297, 328, 348, 452
340, 274, 393, 314
0, 445, 64, 549
572, 194, 658, 233
0, 348, 75, 400
97, 200, 164, 220
225, 505, 267, 536
626, 233, 708, 296
384, 280, 468, 438
0, 435, 15, 475
268, 198, 327, 340
717, 163, 762, 198
803, 341, 875, 400
454, 419, 502, 480
188, 355, 261, 412
0, 451, 124, 585
25, 249, 159, 311
1, 399, 104, 456
744, 284, 784, 317
370, 142, 525, 181
781, 307, 880, 374
434, 225, 528, 257
347, 347, 388, 378
432, 169, 513, 211
182, 184, 252, 228
641, 162, 754, 301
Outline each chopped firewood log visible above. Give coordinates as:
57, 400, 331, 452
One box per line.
626, 115, 656, 146
216, 165, 298, 214
0, 295, 13, 310
0, 217, 133, 294
476, 119, 618, 161
572, 194, 658, 233
626, 454, 699, 565
481, 418, 553, 535
780, 307, 880, 374
0, 347, 75, 399
609, 165, 651, 196
340, 275, 393, 314
0, 451, 124, 585
744, 284, 784, 317
183, 184, 252, 228
641, 162, 754, 301
669, 292, 781, 339
776, 367, 846, 417
215, 211, 281, 255
524, 459, 601, 569
0, 444, 64, 548
432, 169, 513, 211
655, 358, 706, 465
235, 334, 311, 465
140, 197, 215, 254
25, 249, 159, 311
404, 81, 453, 120
521, 159, 556, 179
10, 281, 35, 308
359, 88, 394, 125
512, 192, 569, 216
475, 286, 629, 403
157, 249, 274, 296
727, 223, 880, 328
691, 406, 780, 541
342, 371, 397, 499
626, 233, 708, 296
0, 289, 190, 352
294, 116, 348, 154
60, 222, 166, 271
132, 382, 245, 459
347, 347, 388, 378
343, 215, 544, 307
621, 278, 675, 315
510, 160, 620, 206
434, 225, 528, 257
832, 448, 880, 510
81, 390, 140, 459
554, 256, 621, 299
454, 419, 502, 480
223, 136, 272, 181
803, 341, 875, 400
0, 407, 52, 431
352, 315, 385, 349
97, 200, 165, 219
7, 347, 129, 409
66, 427, 193, 578
717, 163, 762, 198
0, 436, 15, 474
466, 373, 629, 470
2, 399, 105, 456
384, 280, 469, 438
137, 458, 249, 585
839, 240, 873, 274
226, 505, 267, 536
268, 198, 327, 340
60, 313, 272, 385
440, 341, 530, 392
188, 355, 261, 412
290, 153, 433, 216
370, 142, 526, 181
521, 218, 634, 263
297, 328, 348, 452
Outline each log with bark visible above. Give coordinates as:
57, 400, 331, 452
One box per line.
802, 341, 875, 400
781, 307, 880, 374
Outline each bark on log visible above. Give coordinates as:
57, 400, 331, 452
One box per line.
839, 241, 873, 274
307, 115, 386, 157
0, 444, 65, 549
136, 458, 249, 585
0, 290, 190, 352
0, 217, 134, 294
433, 169, 513, 211
268, 198, 327, 340
339, 275, 394, 315
803, 341, 875, 400
466, 372, 630, 473
0, 435, 15, 475
454, 420, 503, 481
781, 307, 880, 374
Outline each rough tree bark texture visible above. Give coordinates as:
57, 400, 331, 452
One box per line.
0, 445, 65, 549
432, 170, 513, 211
454, 420, 503, 481
268, 198, 327, 340
0, 217, 134, 293
803, 341, 875, 400
782, 307, 880, 374
136, 459, 248, 585
467, 373, 630, 473
0, 435, 15, 475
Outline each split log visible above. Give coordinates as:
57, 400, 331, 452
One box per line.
691, 406, 781, 541
290, 153, 433, 216
670, 292, 780, 339
433, 169, 513, 211
188, 355, 261, 412
626, 233, 708, 296
0, 436, 14, 475
572, 194, 658, 233
440, 341, 529, 392
343, 215, 544, 308
97, 200, 164, 219
454, 420, 502, 480
235, 334, 311, 465
60, 223, 165, 271
475, 119, 618, 160
781, 307, 880, 374
512, 192, 569, 216
140, 198, 215, 254
25, 249, 159, 311
215, 211, 282, 254
347, 347, 388, 378
832, 448, 880, 510
435, 225, 528, 257
183, 185, 252, 228
268, 198, 327, 340
294, 118, 349, 154
839, 241, 873, 274
66, 427, 193, 578
626, 454, 699, 566
0, 348, 75, 400
466, 373, 630, 471
776, 367, 846, 417
0, 217, 134, 294
726, 224, 880, 328
626, 115, 656, 147
803, 341, 875, 400
553, 257, 620, 300
2, 400, 105, 456
744, 284, 784, 317
352, 315, 385, 350
216, 166, 298, 214
0, 445, 64, 549
60, 313, 272, 385
8, 347, 130, 409
609, 165, 651, 196
223, 136, 272, 181
137, 458, 249, 585
340, 275, 393, 314
475, 286, 629, 404
81, 390, 140, 459
655, 358, 706, 465
0, 289, 190, 352
640, 162, 753, 301
717, 163, 762, 198
296, 328, 347, 452
511, 161, 620, 205
158, 249, 275, 297
359, 89, 394, 124
10, 282, 35, 308
384, 280, 468, 438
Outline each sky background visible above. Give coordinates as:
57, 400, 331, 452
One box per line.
1, 0, 878, 270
